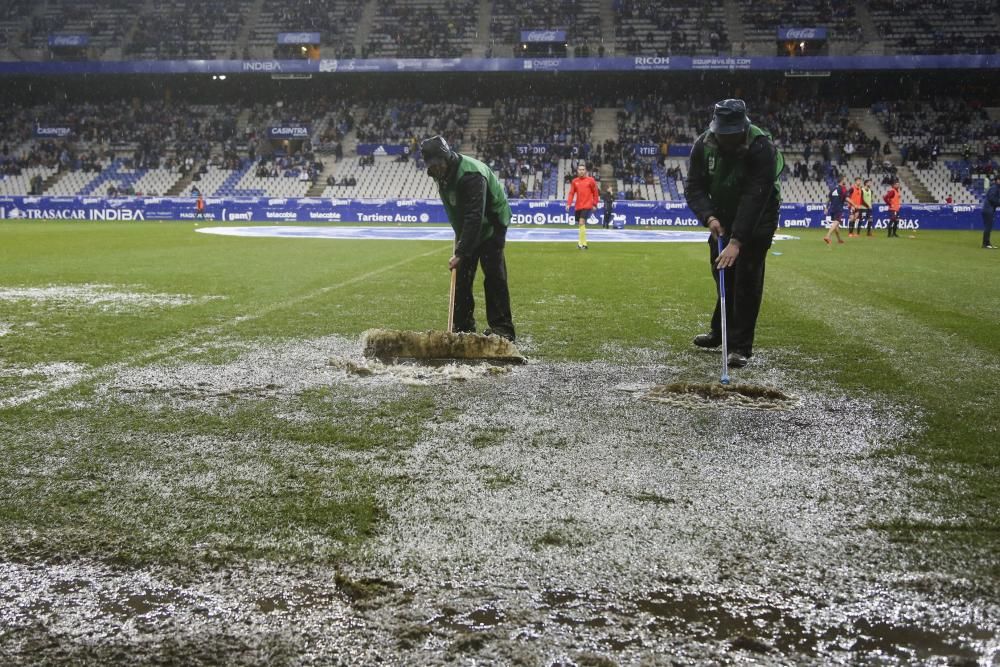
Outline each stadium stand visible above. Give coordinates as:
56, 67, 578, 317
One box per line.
490, 0, 603, 56
27, 0, 133, 60
0, 165, 56, 196
737, 0, 862, 53
1, 0, 1000, 60
126, 1, 251, 60
247, 0, 360, 60
2, 88, 998, 205
614, 0, 729, 56
364, 0, 478, 58
873, 99, 1000, 157
869, 0, 1000, 55
474, 97, 595, 199
355, 100, 470, 146
321, 155, 437, 199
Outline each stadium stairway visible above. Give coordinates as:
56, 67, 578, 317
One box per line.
41, 171, 63, 192
237, 0, 265, 55
353, 1, 377, 55
466, 108, 491, 156
897, 165, 934, 203
468, 0, 492, 57
849, 107, 894, 159
652, 161, 678, 200
591, 108, 618, 169
80, 160, 144, 195
946, 159, 996, 201
598, 2, 616, 52
167, 168, 197, 196
541, 168, 560, 199
306, 157, 339, 197
854, 1, 881, 46
213, 160, 258, 197
722, 0, 744, 46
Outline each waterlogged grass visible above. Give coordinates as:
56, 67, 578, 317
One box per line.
0, 387, 438, 567
0, 221, 997, 578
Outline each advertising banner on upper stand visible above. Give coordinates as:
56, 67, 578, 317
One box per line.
0, 196, 984, 231
2, 55, 1000, 76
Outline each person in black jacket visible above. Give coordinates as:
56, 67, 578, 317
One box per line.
601, 184, 615, 228
684, 99, 783, 368
982, 175, 999, 249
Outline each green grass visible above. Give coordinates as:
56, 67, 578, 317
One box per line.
0, 221, 997, 574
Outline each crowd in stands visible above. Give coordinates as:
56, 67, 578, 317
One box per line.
1, 94, 997, 204
615, 0, 728, 56
740, 0, 861, 41
355, 101, 470, 146
365, 0, 477, 58
874, 98, 999, 156
474, 97, 595, 196
313, 102, 354, 155
254, 153, 324, 182
127, 0, 247, 60
263, 0, 361, 59
478, 97, 593, 150
22, 0, 128, 54
491, 0, 592, 48
748, 98, 880, 159
870, 0, 1000, 55
252, 0, 364, 58
0, 100, 244, 193
2, 0, 1000, 60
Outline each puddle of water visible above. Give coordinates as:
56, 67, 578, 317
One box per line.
101, 591, 184, 617
431, 604, 506, 632
255, 595, 289, 613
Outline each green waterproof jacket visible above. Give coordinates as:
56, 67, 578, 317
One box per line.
438, 154, 511, 257
685, 124, 785, 245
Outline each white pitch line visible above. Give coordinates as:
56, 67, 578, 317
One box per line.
0, 246, 446, 409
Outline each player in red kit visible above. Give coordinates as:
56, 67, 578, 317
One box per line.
566, 163, 599, 249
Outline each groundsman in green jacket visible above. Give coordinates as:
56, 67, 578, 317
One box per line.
685, 99, 784, 369
420, 135, 516, 342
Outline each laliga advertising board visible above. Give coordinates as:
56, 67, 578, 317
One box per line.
0, 196, 984, 230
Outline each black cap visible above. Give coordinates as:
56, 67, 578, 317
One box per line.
710, 99, 751, 135
420, 135, 456, 165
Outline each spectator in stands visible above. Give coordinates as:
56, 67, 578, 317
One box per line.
420, 135, 516, 342
686, 99, 783, 370
981, 176, 999, 249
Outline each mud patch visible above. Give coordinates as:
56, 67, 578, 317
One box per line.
362, 328, 526, 365
643, 381, 798, 411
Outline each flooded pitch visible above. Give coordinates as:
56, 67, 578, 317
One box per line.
0, 335, 997, 665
